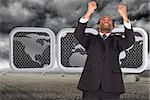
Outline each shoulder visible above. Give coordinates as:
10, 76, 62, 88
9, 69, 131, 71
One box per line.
85, 33, 96, 37
111, 32, 123, 39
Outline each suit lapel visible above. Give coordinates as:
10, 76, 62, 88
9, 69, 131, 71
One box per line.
96, 34, 113, 51
96, 34, 105, 50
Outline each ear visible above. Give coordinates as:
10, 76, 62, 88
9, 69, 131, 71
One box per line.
93, 24, 98, 29
96, 20, 100, 24
112, 24, 115, 29
112, 20, 115, 29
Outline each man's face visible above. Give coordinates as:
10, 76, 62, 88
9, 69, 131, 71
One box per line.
99, 16, 114, 33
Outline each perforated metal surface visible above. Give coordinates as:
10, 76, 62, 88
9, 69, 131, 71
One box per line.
12, 32, 51, 68
61, 33, 87, 67
9, 27, 147, 73
119, 32, 143, 68
60, 32, 143, 68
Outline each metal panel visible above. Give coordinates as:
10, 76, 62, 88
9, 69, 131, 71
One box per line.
57, 28, 98, 73
9, 27, 55, 72
57, 28, 148, 73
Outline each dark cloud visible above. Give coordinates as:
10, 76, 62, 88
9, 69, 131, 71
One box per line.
0, 0, 149, 34
128, 3, 150, 21
0, 0, 150, 60
0, 0, 86, 34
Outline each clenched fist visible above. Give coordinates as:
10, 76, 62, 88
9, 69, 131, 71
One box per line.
83, 1, 97, 19
87, 1, 97, 14
118, 3, 129, 23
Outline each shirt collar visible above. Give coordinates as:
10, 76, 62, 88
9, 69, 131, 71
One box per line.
99, 32, 111, 37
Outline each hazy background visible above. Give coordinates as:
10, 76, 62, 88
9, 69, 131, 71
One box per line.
0, 0, 149, 99
0, 0, 149, 68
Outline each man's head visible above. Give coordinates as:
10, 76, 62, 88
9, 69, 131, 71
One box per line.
97, 16, 114, 34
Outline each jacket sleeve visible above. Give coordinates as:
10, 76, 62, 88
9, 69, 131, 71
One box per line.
117, 26, 135, 52
74, 20, 90, 51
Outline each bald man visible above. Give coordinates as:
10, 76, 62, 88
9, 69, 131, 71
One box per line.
74, 1, 135, 100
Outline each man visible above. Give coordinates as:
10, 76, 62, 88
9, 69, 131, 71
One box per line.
74, 1, 135, 100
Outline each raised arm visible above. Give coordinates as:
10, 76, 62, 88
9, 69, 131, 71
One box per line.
74, 1, 97, 50
117, 3, 135, 52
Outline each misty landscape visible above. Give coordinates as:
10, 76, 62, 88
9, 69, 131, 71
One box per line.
0, 0, 149, 99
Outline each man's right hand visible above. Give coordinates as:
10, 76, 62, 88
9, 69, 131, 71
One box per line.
83, 1, 97, 19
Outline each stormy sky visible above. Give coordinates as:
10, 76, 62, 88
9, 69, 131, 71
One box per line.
0, 0, 150, 64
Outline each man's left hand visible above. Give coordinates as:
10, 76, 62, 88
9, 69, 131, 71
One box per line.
118, 3, 129, 23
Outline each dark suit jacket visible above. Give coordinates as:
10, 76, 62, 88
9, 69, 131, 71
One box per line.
74, 20, 135, 94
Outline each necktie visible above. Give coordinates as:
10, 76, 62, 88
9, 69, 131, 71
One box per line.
102, 34, 107, 42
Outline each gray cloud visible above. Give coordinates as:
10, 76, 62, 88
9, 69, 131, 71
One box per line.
0, 0, 86, 33
0, 0, 148, 33
0, 35, 9, 60
0, 0, 150, 61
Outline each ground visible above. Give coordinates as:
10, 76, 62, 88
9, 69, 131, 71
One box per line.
0, 73, 149, 100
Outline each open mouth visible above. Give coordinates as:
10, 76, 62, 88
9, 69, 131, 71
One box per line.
103, 23, 110, 28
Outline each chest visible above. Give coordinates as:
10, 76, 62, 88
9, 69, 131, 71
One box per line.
87, 35, 119, 55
